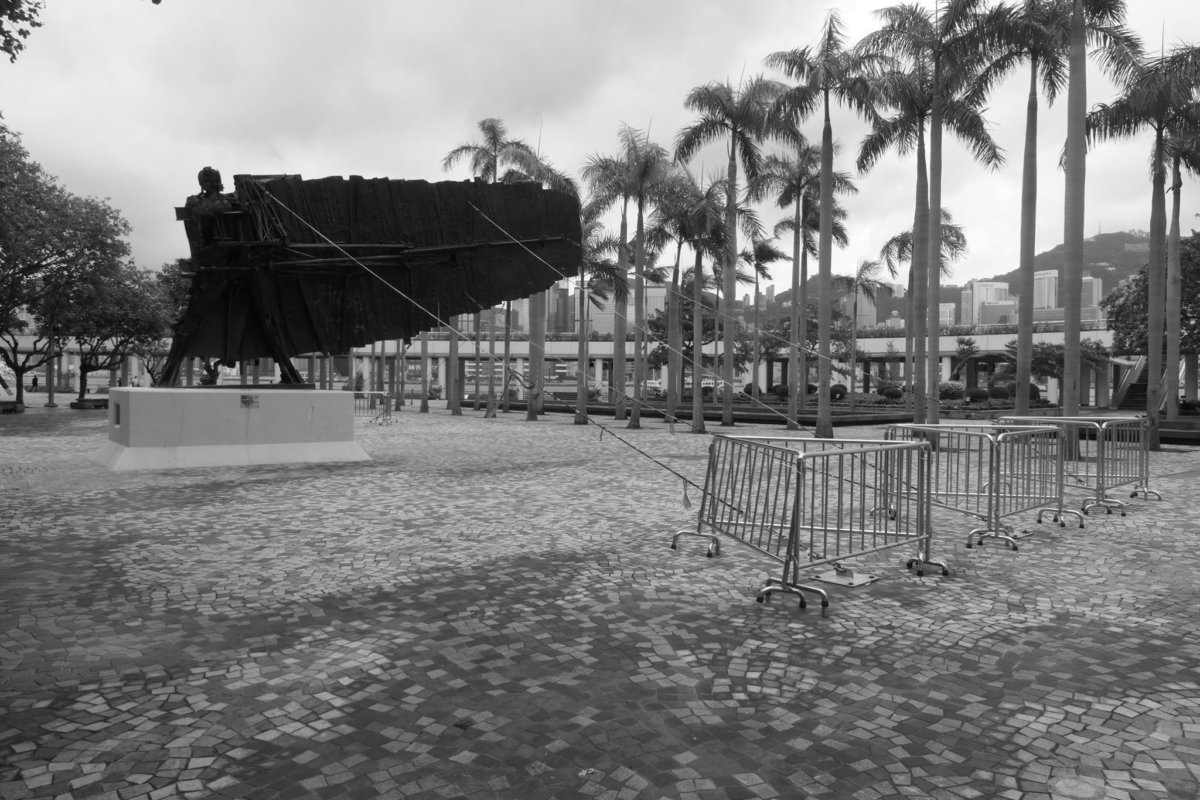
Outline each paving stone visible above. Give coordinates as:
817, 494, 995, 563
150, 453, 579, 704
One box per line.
3, 409, 1200, 798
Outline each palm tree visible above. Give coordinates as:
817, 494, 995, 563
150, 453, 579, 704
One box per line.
574, 199, 626, 424
860, 1, 1006, 424
1086, 44, 1200, 447
676, 76, 791, 427
740, 236, 787, 402
876, 209, 968, 406
608, 126, 674, 430
767, 10, 881, 437
441, 118, 539, 184
1165, 124, 1200, 420
443, 118, 576, 420
583, 150, 635, 420
657, 169, 732, 433
646, 170, 715, 424
750, 137, 857, 428
998, 0, 1141, 414
833, 259, 887, 408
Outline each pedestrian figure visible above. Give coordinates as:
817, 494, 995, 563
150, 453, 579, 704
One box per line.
31, 376, 38, 391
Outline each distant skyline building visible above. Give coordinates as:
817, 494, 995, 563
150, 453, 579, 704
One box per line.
1034, 270, 1058, 309
960, 280, 1010, 325
1081, 274, 1104, 308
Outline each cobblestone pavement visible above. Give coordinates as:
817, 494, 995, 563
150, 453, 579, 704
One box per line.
3, 407, 1200, 800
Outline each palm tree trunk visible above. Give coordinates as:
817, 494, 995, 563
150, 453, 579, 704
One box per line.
926, 92, 944, 424
1061, 0, 1086, 420
849, 295, 858, 411
502, 301, 512, 413
485, 308, 498, 418
912, 125, 931, 424
722, 145, 739, 427
787, 201, 802, 429
752, 274, 761, 403
612, 203, 630, 420
472, 312, 482, 410
691, 250, 707, 434
1165, 156, 1183, 422
629, 199, 646, 429
667, 248, 683, 424
816, 94, 835, 438
1145, 129, 1168, 446
575, 276, 589, 425
448, 317, 462, 416
1015, 61, 1039, 415
527, 290, 546, 421
419, 330, 429, 413
798, 210, 811, 412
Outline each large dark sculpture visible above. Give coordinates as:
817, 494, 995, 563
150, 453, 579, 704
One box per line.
160, 169, 582, 385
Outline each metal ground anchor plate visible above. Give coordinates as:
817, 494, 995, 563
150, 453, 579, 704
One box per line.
815, 568, 879, 587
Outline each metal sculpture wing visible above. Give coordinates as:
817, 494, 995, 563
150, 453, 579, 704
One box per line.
161, 171, 582, 385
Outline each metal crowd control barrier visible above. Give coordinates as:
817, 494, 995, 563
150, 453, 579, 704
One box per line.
998, 415, 1161, 515
354, 391, 396, 424
885, 423, 1078, 550
670, 435, 946, 612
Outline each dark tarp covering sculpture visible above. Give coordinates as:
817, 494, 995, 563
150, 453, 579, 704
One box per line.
160, 171, 582, 385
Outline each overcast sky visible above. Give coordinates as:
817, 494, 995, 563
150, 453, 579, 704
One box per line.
3, 0, 1198, 291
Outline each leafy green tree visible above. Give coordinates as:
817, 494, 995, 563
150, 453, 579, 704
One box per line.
953, 336, 980, 387
999, 338, 1110, 385
0, 124, 131, 406
1101, 232, 1200, 355
132, 260, 192, 386
1, 0, 42, 62
49, 262, 173, 401
676, 76, 790, 427
1086, 44, 1200, 445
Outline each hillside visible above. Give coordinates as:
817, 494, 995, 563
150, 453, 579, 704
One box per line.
769, 230, 1151, 324
979, 230, 1151, 295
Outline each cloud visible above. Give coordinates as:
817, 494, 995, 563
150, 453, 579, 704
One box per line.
1, 0, 1196, 286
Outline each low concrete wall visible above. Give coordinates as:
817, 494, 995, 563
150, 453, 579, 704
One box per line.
96, 388, 369, 471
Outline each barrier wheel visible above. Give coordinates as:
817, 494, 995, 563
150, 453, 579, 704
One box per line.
1120, 511, 1126, 517
941, 567, 950, 576
1011, 544, 1019, 552
798, 597, 807, 610
705, 549, 715, 558
819, 599, 829, 609
757, 593, 769, 604
1059, 521, 1066, 528
1106, 508, 1113, 515
669, 543, 677, 550
915, 568, 925, 577
966, 541, 974, 550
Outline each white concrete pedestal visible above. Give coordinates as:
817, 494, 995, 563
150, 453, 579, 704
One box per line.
96, 388, 369, 471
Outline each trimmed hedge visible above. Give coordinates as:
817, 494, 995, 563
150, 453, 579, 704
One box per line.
966, 387, 990, 403
939, 381, 966, 401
